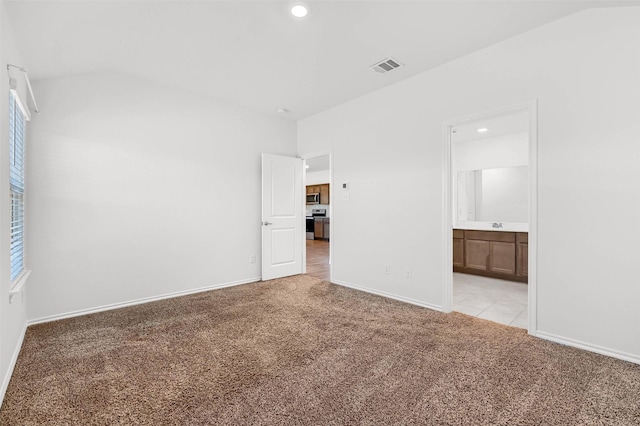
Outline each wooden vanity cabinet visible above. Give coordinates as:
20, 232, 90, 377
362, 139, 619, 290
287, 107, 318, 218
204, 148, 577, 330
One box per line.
454, 229, 527, 283
453, 229, 464, 268
517, 232, 528, 278
490, 241, 517, 275
465, 239, 491, 271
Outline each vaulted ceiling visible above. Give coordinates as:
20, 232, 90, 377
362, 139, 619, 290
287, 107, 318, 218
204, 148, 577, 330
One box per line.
5, 1, 638, 120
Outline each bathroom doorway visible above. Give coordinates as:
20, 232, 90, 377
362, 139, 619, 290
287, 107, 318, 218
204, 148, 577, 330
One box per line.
443, 102, 537, 333
303, 153, 332, 282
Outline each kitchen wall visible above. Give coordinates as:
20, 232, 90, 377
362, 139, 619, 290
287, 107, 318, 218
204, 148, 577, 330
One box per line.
306, 205, 330, 217
0, 0, 29, 403
306, 169, 330, 186
26, 71, 296, 322
298, 7, 640, 362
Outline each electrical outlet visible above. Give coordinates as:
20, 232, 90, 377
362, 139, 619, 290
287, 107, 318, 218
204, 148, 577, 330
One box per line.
405, 267, 412, 279
384, 264, 390, 275
249, 254, 256, 264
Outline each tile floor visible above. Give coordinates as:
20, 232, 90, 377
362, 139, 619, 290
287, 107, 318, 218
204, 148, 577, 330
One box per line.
453, 272, 528, 329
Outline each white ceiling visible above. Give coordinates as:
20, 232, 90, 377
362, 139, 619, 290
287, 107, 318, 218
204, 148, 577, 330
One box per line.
6, 1, 639, 121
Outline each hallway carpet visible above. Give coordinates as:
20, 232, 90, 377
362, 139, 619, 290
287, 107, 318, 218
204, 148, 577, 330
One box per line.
1, 275, 639, 425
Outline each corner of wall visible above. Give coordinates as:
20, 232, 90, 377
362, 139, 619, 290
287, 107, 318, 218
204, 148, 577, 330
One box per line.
0, 0, 30, 407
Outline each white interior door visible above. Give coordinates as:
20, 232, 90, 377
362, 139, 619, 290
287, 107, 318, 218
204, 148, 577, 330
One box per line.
261, 153, 303, 281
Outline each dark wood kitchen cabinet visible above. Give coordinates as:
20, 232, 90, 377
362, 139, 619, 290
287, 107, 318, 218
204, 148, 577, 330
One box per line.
307, 185, 321, 195
314, 220, 323, 239
323, 218, 330, 240
306, 184, 330, 204
314, 218, 330, 240
319, 184, 330, 204
454, 229, 527, 283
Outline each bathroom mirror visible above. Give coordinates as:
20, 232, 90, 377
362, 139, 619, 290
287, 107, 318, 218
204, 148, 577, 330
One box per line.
451, 109, 529, 230
456, 165, 528, 223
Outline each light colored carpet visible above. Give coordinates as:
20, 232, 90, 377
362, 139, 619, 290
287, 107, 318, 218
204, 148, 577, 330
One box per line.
1, 275, 639, 425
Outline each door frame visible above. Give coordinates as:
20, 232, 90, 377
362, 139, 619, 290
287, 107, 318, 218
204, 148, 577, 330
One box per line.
301, 150, 333, 282
441, 100, 538, 335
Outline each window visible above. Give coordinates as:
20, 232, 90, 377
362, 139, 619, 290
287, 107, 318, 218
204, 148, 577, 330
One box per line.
9, 93, 26, 282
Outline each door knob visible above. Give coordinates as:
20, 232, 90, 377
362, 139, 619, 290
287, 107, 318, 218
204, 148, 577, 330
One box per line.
262, 221, 273, 226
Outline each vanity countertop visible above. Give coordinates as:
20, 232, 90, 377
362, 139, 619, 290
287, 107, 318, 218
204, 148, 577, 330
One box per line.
454, 222, 528, 233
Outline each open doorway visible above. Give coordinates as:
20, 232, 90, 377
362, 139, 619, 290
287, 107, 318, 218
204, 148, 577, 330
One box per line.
443, 102, 537, 333
303, 153, 332, 281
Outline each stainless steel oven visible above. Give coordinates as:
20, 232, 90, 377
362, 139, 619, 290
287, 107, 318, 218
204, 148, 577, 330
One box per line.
306, 209, 326, 240
306, 217, 315, 240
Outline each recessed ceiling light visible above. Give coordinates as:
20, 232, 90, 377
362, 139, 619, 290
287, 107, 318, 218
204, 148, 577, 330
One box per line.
276, 108, 289, 113
290, 3, 309, 18
477, 128, 488, 133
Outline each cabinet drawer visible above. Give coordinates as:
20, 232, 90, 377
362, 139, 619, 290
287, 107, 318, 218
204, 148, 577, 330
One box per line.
465, 230, 515, 243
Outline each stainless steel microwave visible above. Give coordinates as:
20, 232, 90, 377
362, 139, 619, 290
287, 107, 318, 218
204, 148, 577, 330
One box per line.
306, 193, 320, 205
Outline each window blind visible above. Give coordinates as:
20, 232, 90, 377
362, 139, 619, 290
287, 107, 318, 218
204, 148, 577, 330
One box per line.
9, 93, 26, 282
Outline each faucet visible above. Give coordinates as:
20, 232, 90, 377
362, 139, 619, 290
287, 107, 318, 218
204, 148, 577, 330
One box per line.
492, 222, 503, 229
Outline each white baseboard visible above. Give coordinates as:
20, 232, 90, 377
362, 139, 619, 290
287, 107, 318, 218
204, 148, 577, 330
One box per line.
535, 331, 640, 365
332, 280, 639, 365
27, 277, 261, 326
0, 322, 28, 409
331, 279, 442, 312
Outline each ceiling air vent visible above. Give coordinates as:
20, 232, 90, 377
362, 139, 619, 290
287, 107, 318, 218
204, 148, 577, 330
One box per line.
370, 57, 403, 74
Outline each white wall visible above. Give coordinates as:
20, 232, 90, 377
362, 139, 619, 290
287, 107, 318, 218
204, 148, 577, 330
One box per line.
453, 132, 528, 172
298, 8, 640, 361
0, 0, 29, 403
306, 169, 330, 185
26, 71, 296, 321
